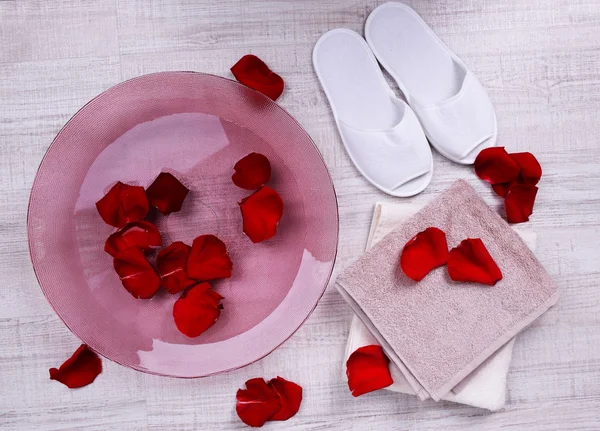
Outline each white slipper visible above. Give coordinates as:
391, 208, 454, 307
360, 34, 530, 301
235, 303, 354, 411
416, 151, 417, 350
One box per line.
313, 28, 433, 197
365, 2, 497, 165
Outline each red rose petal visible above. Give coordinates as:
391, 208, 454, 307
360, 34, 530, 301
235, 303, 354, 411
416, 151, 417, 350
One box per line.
95, 181, 149, 228
104, 220, 162, 257
510, 152, 542, 185
267, 377, 303, 421
236, 377, 282, 428
49, 344, 102, 388
490, 153, 541, 197
156, 241, 197, 294
145, 172, 190, 215
113, 247, 161, 299
231, 54, 284, 101
346, 345, 393, 397
186, 234, 233, 281
491, 181, 516, 198
400, 227, 449, 281
447, 238, 502, 286
173, 282, 223, 337
505, 184, 538, 224
474, 147, 521, 185
239, 186, 284, 243
232, 152, 272, 190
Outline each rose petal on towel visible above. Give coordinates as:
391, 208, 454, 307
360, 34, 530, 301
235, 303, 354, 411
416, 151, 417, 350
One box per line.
239, 186, 284, 243
145, 172, 190, 215
187, 234, 233, 281
346, 345, 393, 397
96, 181, 149, 228
267, 377, 302, 421
231, 55, 284, 101
400, 227, 448, 281
113, 247, 161, 299
474, 147, 521, 185
49, 344, 102, 388
510, 152, 542, 185
505, 184, 538, 224
447, 238, 502, 286
156, 241, 197, 294
232, 152, 272, 190
173, 282, 223, 337
104, 220, 162, 257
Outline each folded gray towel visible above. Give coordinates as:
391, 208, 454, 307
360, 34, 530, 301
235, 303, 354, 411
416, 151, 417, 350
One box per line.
336, 180, 558, 401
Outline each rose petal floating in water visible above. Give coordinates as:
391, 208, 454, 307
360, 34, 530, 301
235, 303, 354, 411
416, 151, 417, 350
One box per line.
173, 282, 223, 338
239, 186, 284, 243
145, 172, 189, 215
186, 234, 233, 281
96, 181, 149, 228
113, 247, 161, 299
232, 152, 272, 190
156, 241, 197, 294
104, 220, 162, 257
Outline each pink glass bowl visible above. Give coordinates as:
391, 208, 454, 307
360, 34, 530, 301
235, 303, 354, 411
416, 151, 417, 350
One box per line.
28, 72, 338, 377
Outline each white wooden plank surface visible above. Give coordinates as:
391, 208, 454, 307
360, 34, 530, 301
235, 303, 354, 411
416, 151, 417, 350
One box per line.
1, 0, 600, 429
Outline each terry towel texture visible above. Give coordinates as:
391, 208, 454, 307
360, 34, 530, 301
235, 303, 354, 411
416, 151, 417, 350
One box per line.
336, 180, 559, 401
343, 202, 538, 410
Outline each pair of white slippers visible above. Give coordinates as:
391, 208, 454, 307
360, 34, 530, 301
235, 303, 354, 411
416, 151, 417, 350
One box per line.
313, 2, 497, 197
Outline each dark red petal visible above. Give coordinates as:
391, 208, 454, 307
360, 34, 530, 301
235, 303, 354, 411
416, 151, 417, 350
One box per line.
145, 172, 190, 215
173, 282, 223, 337
491, 181, 516, 198
474, 147, 521, 185
400, 227, 448, 281
232, 152, 272, 190
104, 221, 162, 257
510, 152, 542, 185
113, 247, 161, 299
95, 181, 149, 228
231, 55, 284, 101
156, 241, 197, 294
236, 378, 282, 427
239, 186, 284, 243
267, 376, 302, 421
447, 238, 502, 286
346, 345, 393, 397
505, 184, 538, 224
49, 344, 102, 388
186, 234, 233, 281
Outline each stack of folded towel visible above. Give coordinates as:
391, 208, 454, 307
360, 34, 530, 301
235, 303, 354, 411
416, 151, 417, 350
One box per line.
337, 180, 558, 410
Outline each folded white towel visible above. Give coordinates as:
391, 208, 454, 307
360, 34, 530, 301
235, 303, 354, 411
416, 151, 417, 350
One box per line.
343, 202, 537, 410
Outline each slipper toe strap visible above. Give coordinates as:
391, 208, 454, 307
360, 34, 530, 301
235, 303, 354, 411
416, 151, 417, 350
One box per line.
339, 111, 431, 192
413, 73, 495, 160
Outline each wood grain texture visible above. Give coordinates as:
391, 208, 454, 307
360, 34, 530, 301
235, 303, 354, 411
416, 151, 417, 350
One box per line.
1, 0, 600, 429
